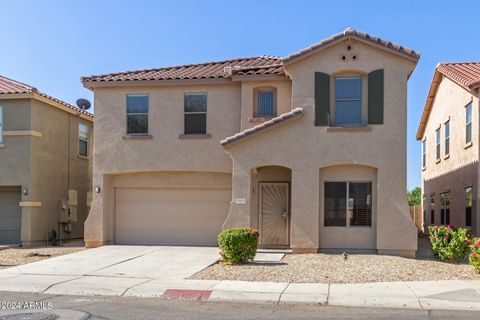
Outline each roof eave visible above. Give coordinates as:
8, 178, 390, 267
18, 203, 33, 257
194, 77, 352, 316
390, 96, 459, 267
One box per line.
82, 77, 233, 89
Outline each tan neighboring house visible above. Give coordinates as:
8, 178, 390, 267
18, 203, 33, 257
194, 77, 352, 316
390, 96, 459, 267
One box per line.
0, 75, 93, 246
417, 63, 480, 235
82, 28, 419, 257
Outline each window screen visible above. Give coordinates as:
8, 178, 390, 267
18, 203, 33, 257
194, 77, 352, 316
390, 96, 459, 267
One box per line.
184, 93, 207, 134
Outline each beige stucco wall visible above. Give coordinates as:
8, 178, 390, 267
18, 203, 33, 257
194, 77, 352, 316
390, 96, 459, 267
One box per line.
224, 38, 418, 256
0, 97, 93, 245
421, 76, 480, 234
85, 83, 241, 245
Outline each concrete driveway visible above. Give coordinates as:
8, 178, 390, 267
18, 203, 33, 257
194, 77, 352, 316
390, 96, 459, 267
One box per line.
0, 246, 220, 297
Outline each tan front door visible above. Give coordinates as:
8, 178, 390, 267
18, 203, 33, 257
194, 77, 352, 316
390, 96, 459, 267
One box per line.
259, 183, 289, 246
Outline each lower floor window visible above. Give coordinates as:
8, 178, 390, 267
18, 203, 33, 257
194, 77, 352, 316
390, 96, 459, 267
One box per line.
440, 192, 450, 225
466, 187, 473, 227
324, 181, 372, 227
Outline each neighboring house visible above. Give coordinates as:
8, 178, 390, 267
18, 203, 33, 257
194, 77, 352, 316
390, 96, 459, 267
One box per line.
417, 63, 480, 235
82, 28, 419, 257
0, 75, 93, 246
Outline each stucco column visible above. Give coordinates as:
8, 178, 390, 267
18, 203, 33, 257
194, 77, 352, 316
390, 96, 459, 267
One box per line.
84, 173, 109, 247
290, 165, 319, 253
222, 160, 251, 229
376, 167, 417, 257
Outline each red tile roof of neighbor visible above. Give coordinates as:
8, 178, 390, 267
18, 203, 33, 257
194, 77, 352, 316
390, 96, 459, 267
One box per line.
437, 63, 480, 89
82, 28, 419, 85
0, 75, 93, 118
416, 62, 480, 140
221, 108, 304, 146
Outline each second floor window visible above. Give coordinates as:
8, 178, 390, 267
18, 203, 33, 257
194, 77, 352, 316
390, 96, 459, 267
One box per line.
79, 124, 89, 157
444, 120, 450, 155
466, 102, 472, 144
422, 139, 426, 168
184, 92, 207, 135
335, 76, 362, 126
256, 90, 276, 117
435, 127, 441, 161
126, 94, 149, 135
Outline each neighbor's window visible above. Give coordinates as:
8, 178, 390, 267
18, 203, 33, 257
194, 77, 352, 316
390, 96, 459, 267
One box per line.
334, 76, 362, 126
430, 194, 435, 224
465, 187, 473, 227
324, 181, 372, 227
436, 127, 441, 161
78, 124, 89, 157
440, 192, 450, 225
422, 195, 427, 228
184, 92, 207, 135
126, 94, 149, 135
422, 139, 426, 168
0, 106, 3, 144
255, 89, 276, 117
466, 102, 472, 144
444, 120, 450, 156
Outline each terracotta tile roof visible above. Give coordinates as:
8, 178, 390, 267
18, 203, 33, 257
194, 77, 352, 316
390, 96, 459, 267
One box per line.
221, 108, 303, 146
82, 56, 283, 83
416, 62, 480, 140
437, 62, 480, 89
283, 28, 420, 65
0, 75, 93, 118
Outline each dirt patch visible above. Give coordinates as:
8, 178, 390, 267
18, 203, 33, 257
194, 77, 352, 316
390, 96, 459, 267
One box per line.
0, 245, 85, 267
192, 237, 480, 283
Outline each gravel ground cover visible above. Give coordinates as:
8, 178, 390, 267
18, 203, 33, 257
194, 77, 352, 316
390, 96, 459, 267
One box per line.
192, 237, 480, 283
0, 244, 85, 268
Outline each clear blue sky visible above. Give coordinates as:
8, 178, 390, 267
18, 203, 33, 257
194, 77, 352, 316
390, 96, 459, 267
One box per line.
1, 0, 479, 189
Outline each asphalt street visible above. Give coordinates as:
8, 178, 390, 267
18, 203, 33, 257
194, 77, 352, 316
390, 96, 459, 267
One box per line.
0, 291, 479, 320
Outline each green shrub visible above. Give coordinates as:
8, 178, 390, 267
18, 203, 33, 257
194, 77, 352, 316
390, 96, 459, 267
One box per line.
428, 225, 471, 263
469, 238, 480, 273
218, 228, 259, 264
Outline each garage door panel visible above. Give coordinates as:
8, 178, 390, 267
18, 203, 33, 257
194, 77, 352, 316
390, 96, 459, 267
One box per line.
115, 187, 231, 246
0, 190, 21, 244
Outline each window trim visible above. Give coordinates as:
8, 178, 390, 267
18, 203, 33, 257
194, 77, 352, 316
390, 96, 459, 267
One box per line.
435, 127, 441, 162
333, 75, 365, 127
184, 92, 208, 135
253, 87, 277, 118
78, 123, 89, 158
444, 120, 450, 157
126, 93, 149, 136
465, 102, 472, 145
324, 180, 373, 228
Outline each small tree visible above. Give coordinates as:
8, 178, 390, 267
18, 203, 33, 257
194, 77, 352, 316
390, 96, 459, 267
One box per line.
407, 187, 421, 206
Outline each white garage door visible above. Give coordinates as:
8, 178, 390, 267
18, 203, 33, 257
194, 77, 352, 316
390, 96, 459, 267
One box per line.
0, 188, 21, 244
115, 188, 231, 245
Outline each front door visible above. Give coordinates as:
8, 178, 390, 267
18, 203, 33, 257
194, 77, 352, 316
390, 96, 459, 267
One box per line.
259, 182, 289, 246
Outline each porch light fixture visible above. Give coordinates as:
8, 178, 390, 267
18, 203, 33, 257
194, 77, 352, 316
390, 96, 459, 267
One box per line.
95, 186, 101, 193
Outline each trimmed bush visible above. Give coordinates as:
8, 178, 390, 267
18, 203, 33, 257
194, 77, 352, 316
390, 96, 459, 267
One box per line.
218, 228, 259, 264
428, 225, 471, 263
469, 238, 480, 273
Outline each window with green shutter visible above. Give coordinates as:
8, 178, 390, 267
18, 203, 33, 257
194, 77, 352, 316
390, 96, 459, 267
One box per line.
368, 69, 384, 124
315, 72, 330, 126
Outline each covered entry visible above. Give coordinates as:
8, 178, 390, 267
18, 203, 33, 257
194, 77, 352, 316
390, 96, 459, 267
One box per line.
0, 187, 21, 244
252, 166, 291, 248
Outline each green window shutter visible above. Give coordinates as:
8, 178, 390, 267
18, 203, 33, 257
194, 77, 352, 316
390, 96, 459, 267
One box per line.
368, 69, 384, 124
315, 72, 330, 126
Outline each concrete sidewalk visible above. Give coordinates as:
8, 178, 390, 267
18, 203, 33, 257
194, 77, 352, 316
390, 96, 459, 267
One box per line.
1, 246, 480, 311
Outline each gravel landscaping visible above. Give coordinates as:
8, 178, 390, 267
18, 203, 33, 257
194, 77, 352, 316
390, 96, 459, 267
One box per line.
192, 237, 480, 283
0, 244, 85, 268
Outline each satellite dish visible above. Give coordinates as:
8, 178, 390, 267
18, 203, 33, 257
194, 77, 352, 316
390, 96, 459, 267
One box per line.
76, 98, 91, 111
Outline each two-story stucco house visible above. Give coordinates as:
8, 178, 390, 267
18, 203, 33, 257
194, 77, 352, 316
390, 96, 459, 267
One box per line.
0, 75, 93, 246
82, 28, 419, 257
417, 63, 480, 235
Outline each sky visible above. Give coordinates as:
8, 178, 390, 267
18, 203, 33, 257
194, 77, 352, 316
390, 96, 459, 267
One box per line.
1, 0, 479, 189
